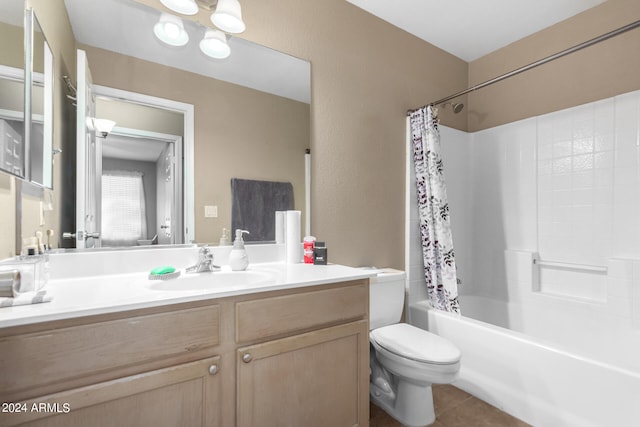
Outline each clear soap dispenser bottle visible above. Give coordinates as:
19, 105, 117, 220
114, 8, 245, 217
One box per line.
229, 229, 249, 271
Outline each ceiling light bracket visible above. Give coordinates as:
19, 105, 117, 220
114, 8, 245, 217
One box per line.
195, 0, 218, 11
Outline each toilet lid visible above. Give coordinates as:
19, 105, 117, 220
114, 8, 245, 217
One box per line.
371, 323, 461, 365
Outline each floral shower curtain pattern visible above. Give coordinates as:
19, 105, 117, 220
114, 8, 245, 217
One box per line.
410, 106, 461, 314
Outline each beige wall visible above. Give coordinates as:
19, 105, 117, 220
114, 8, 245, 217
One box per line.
84, 46, 310, 245
96, 99, 184, 136
468, 0, 640, 131
149, 0, 467, 268
0, 22, 23, 69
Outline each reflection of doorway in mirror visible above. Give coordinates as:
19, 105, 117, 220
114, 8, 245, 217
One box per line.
94, 85, 194, 246
101, 129, 182, 247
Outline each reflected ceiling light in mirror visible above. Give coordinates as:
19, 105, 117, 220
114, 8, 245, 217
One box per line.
94, 119, 117, 138
160, 0, 198, 15
211, 0, 246, 34
199, 29, 231, 59
154, 13, 189, 46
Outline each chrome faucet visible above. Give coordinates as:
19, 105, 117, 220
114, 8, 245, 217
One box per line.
186, 245, 220, 273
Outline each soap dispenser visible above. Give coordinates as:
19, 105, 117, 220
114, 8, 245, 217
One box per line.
229, 229, 249, 271
219, 227, 231, 246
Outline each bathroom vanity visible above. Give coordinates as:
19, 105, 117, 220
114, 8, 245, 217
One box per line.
0, 249, 372, 427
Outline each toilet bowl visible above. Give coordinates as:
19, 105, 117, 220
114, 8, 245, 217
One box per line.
367, 269, 461, 427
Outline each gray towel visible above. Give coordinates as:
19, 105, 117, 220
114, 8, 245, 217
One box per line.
231, 178, 294, 242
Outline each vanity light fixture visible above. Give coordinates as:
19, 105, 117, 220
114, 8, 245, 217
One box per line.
154, 13, 190, 47
160, 0, 199, 15
154, 0, 243, 57
199, 29, 231, 59
210, 0, 246, 34
160, 0, 246, 35
94, 119, 117, 138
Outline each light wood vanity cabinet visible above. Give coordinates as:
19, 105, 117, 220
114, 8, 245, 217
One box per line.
4, 356, 222, 427
0, 279, 369, 427
235, 283, 369, 427
236, 321, 368, 427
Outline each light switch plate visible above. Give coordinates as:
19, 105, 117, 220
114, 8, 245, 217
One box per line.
204, 205, 218, 218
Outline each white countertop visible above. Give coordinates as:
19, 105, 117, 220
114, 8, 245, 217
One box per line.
0, 262, 375, 329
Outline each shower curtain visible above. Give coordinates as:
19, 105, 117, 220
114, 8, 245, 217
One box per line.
410, 106, 460, 314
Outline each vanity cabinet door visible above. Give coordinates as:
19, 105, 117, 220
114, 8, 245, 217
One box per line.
236, 320, 369, 427
2, 356, 222, 427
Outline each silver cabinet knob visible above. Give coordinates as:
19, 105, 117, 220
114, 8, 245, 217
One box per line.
242, 353, 253, 363
209, 364, 219, 375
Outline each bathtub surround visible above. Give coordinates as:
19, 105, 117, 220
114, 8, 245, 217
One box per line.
406, 89, 640, 426
409, 106, 460, 313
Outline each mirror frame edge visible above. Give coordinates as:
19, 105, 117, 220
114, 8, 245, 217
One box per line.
24, 7, 55, 189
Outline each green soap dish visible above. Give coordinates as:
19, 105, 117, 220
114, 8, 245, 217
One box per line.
149, 266, 181, 280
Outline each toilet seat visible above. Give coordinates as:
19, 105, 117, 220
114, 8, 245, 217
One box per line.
370, 323, 460, 365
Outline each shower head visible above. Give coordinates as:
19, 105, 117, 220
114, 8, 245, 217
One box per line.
441, 102, 464, 114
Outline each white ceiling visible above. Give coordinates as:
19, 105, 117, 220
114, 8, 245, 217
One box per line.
346, 0, 607, 62
63, 0, 310, 103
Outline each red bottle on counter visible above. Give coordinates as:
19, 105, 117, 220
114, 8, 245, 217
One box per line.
303, 236, 316, 264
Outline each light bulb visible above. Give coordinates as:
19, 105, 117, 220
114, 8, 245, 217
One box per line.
211, 0, 246, 34
200, 29, 231, 59
153, 13, 189, 46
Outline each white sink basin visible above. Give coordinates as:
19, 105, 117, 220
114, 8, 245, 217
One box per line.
147, 270, 275, 291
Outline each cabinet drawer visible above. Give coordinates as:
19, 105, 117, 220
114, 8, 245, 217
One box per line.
236, 280, 368, 343
0, 305, 220, 402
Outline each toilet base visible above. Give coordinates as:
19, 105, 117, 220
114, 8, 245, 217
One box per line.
370, 353, 436, 427
370, 379, 435, 427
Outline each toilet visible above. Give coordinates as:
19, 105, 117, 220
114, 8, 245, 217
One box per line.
368, 268, 461, 427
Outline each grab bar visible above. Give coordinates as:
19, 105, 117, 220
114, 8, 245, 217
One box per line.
533, 259, 608, 274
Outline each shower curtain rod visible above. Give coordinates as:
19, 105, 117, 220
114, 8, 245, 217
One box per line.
408, 19, 640, 115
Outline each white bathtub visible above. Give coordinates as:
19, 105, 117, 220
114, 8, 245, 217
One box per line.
410, 300, 640, 427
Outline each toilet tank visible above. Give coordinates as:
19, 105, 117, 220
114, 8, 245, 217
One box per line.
365, 268, 406, 330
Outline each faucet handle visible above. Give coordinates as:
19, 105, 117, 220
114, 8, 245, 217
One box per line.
199, 245, 214, 262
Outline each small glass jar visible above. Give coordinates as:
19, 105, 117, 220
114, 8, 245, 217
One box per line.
0, 254, 49, 296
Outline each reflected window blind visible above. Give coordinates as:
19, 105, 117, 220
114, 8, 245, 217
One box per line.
102, 171, 147, 245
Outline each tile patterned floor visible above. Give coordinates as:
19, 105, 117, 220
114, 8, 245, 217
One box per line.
370, 384, 531, 427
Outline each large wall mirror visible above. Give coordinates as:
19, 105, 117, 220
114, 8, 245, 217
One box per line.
5, 0, 310, 253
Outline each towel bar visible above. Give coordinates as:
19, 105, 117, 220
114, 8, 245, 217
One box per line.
533, 259, 608, 273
